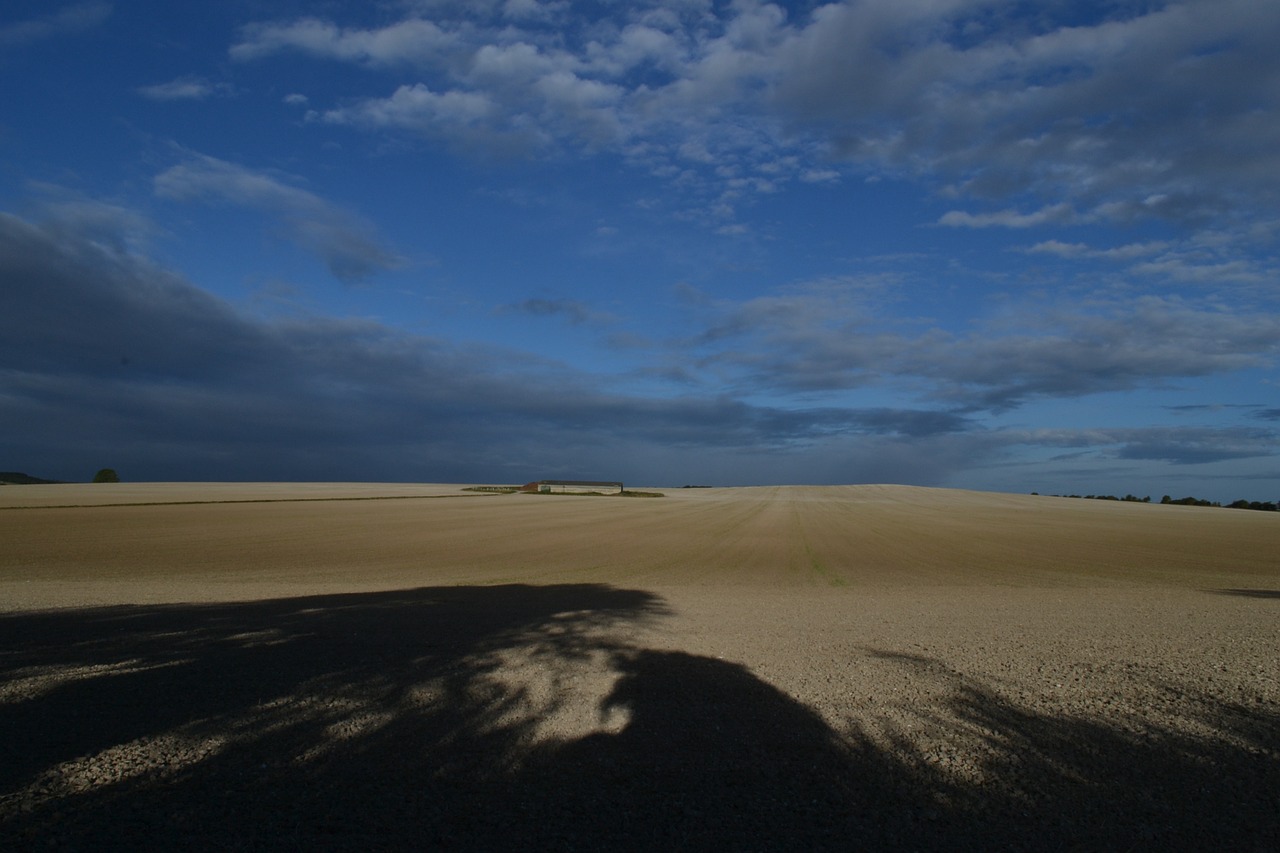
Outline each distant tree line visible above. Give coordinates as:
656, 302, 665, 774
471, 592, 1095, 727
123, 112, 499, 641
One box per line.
1221, 498, 1279, 512
0, 471, 62, 485
1035, 492, 1277, 512
1041, 493, 1152, 503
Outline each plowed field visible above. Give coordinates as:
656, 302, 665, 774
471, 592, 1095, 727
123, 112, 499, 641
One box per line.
2, 484, 1277, 850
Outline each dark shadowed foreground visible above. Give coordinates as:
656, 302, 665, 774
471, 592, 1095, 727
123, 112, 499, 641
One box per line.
2, 585, 1276, 852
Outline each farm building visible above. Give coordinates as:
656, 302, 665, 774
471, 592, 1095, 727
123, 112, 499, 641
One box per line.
519, 480, 624, 494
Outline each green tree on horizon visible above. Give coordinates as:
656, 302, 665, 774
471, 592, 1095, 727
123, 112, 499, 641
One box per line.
92, 468, 120, 483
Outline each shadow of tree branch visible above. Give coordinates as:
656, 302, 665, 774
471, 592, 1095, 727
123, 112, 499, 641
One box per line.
2, 587, 1276, 851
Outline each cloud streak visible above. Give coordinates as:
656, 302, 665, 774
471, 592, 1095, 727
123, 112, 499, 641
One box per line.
497, 298, 606, 327
1010, 426, 1280, 467
138, 77, 229, 102
680, 285, 1280, 412
154, 153, 404, 284
939, 205, 1076, 229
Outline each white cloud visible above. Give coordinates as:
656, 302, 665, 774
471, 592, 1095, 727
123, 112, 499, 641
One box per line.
230, 1, 1280, 231
137, 77, 228, 101
1025, 240, 1170, 260
226, 4, 799, 208
321, 84, 498, 140
467, 41, 576, 84
231, 17, 456, 66
1025, 240, 1089, 258
583, 24, 686, 77
775, 1, 1280, 222
1097, 241, 1172, 261
533, 70, 622, 109
938, 204, 1075, 229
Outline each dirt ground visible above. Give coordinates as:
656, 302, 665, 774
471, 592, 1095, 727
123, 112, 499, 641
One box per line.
2, 484, 1277, 850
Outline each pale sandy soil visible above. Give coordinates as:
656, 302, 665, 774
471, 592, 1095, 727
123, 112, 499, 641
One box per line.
2, 484, 1277, 850
0, 481, 477, 508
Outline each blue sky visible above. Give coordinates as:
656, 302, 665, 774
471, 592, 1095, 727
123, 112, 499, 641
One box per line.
3, 0, 1279, 498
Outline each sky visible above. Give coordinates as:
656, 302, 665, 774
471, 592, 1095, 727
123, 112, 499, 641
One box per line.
2, 0, 1279, 498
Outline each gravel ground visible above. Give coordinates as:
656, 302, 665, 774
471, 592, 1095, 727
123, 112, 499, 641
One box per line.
1, 485, 1277, 850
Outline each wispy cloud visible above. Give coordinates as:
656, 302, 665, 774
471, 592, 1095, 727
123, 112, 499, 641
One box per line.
137, 76, 229, 102
1025, 240, 1171, 260
0, 2, 110, 47
24, 182, 155, 253
938, 204, 1076, 229
1130, 257, 1268, 285
153, 152, 403, 284
496, 298, 611, 327
1023, 235, 1276, 292
680, 287, 1280, 412
1011, 426, 1279, 466
910, 300, 1280, 411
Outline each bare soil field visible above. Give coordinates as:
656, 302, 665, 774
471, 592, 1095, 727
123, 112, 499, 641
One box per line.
2, 484, 1277, 850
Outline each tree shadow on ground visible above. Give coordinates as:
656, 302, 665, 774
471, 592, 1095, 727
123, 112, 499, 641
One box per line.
1, 585, 1277, 851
